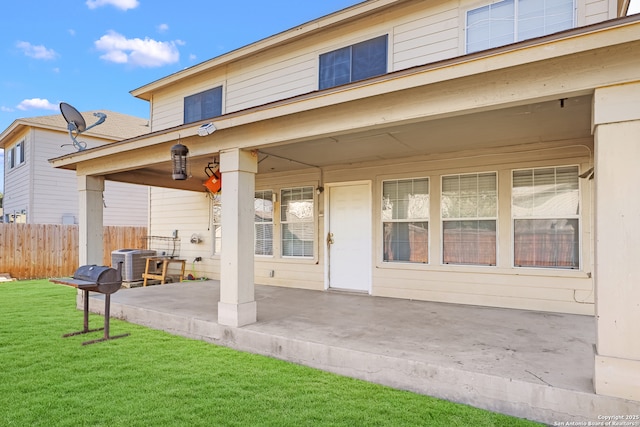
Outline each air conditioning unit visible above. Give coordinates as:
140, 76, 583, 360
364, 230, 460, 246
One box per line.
111, 249, 156, 282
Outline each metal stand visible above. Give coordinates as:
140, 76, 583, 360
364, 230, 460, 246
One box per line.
62, 290, 130, 345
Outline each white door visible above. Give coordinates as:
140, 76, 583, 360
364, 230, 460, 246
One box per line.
328, 183, 371, 292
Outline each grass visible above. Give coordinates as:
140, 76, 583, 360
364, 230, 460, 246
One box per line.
0, 280, 541, 427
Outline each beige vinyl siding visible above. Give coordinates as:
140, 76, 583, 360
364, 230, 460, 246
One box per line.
149, 94, 184, 131
148, 139, 593, 314
226, 54, 316, 113
368, 141, 593, 316
373, 267, 592, 314
255, 171, 324, 289
148, 187, 213, 278
392, 6, 459, 70
150, 71, 227, 131
584, 0, 611, 24
148, 2, 465, 131
147, 0, 618, 132
103, 181, 148, 226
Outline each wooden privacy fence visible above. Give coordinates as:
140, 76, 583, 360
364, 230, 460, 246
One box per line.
0, 224, 147, 280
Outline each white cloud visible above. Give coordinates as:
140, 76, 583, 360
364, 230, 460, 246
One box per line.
16, 98, 58, 111
86, 0, 139, 10
94, 30, 181, 67
157, 23, 169, 33
1, 106, 15, 112
16, 41, 58, 60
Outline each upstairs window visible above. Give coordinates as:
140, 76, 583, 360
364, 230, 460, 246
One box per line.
7, 141, 25, 170
7, 147, 14, 169
16, 142, 24, 165
466, 0, 575, 53
512, 166, 580, 269
441, 172, 498, 266
319, 35, 388, 90
184, 86, 223, 124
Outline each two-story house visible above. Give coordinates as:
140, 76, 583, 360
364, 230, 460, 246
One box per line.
1, 110, 149, 225
50, 0, 640, 402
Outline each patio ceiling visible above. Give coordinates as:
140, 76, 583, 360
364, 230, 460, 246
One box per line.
104, 94, 592, 190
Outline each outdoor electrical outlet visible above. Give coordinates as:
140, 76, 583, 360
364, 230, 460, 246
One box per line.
195, 257, 202, 262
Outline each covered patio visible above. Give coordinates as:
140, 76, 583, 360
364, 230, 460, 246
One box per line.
51, 16, 640, 412
83, 281, 639, 424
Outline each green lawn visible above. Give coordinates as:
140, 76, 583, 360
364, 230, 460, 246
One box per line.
0, 280, 541, 426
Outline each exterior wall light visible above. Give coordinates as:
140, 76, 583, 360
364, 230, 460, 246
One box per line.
171, 143, 189, 180
198, 123, 216, 136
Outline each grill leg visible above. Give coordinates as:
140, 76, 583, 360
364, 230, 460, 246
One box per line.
62, 290, 104, 338
82, 294, 130, 346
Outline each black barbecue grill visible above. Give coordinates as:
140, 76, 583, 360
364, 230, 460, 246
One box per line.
52, 264, 129, 345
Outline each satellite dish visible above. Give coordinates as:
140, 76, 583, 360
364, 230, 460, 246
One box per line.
59, 102, 107, 151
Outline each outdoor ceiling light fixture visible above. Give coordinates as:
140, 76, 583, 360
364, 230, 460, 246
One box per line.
171, 142, 189, 180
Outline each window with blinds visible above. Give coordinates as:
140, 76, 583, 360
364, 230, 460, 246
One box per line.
280, 186, 314, 258
382, 178, 429, 263
441, 172, 497, 266
512, 166, 580, 268
466, 0, 575, 54
210, 193, 222, 255
255, 190, 274, 256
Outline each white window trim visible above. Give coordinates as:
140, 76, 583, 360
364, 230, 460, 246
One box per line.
463, 0, 577, 54
440, 171, 499, 267
511, 164, 582, 270
183, 84, 225, 124
280, 185, 316, 259
381, 176, 430, 265
254, 189, 275, 258
317, 33, 391, 90
210, 193, 222, 257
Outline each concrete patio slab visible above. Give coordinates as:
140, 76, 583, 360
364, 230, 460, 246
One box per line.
84, 281, 640, 424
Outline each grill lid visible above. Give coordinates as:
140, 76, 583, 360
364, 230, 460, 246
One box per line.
74, 265, 120, 284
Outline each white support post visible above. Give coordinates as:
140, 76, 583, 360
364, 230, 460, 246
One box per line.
218, 148, 258, 327
592, 82, 640, 401
78, 175, 104, 266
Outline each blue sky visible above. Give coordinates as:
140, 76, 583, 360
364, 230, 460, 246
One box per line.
0, 0, 363, 191
1, 0, 639, 192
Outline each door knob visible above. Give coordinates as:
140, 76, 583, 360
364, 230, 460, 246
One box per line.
327, 232, 334, 245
